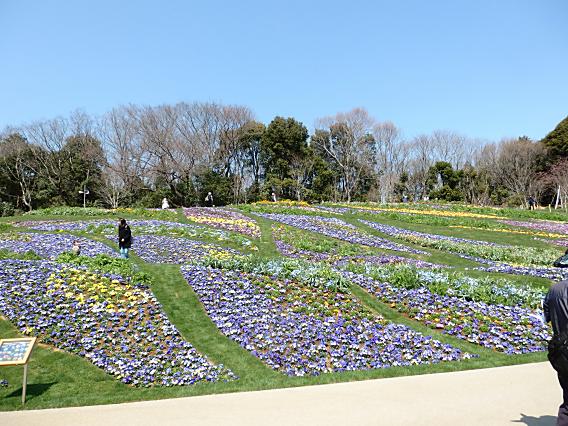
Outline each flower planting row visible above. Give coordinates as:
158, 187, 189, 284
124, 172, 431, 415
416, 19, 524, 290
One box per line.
259, 213, 426, 255
0, 232, 117, 259
346, 263, 546, 309
449, 225, 567, 239
361, 220, 562, 268
184, 207, 261, 238
344, 271, 549, 354
272, 225, 441, 269
181, 264, 471, 376
0, 259, 235, 386
333, 204, 498, 219
501, 219, 568, 236
110, 234, 240, 264
16, 219, 255, 248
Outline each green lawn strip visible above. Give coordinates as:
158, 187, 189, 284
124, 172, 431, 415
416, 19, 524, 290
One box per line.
139, 263, 279, 381
236, 211, 280, 259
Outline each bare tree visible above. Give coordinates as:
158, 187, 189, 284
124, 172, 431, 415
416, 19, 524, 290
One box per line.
313, 108, 376, 202
0, 134, 39, 210
20, 117, 69, 198
496, 137, 544, 206
372, 121, 405, 203
405, 134, 435, 200
99, 165, 127, 208
430, 130, 469, 170
98, 106, 150, 197
540, 158, 568, 210
216, 105, 255, 203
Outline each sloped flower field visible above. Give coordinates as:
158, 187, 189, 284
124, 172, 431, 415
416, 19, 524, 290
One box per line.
181, 265, 472, 376
0, 259, 235, 386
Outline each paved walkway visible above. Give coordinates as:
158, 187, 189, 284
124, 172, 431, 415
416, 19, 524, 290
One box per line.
0, 362, 562, 426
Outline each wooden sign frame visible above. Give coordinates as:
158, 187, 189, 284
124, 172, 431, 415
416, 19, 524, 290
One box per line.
0, 337, 37, 404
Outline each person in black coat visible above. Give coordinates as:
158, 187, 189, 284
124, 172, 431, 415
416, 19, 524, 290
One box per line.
118, 218, 132, 259
544, 258, 568, 425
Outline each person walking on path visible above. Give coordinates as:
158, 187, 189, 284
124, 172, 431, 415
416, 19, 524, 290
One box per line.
118, 218, 132, 259
544, 261, 568, 426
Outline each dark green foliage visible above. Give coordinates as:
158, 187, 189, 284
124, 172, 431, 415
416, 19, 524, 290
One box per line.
0, 248, 42, 260
261, 117, 309, 181
542, 115, 568, 158
195, 169, 232, 206
427, 162, 464, 201
55, 253, 152, 284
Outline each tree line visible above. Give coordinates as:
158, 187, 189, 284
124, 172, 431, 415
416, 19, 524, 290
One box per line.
0, 102, 567, 214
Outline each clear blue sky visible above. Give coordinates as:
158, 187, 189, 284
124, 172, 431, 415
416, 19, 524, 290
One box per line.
1, 0, 566, 141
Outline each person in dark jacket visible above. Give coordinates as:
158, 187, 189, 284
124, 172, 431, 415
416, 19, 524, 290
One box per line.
545, 273, 568, 425
205, 192, 214, 207
528, 196, 536, 210
118, 218, 132, 259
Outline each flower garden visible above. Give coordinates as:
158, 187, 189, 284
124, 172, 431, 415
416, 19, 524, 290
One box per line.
0, 203, 562, 409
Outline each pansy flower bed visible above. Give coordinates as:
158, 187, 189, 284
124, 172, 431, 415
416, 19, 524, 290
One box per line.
117, 234, 240, 264
0, 259, 235, 386
535, 238, 568, 248
449, 225, 567, 239
333, 204, 499, 219
183, 207, 261, 238
15, 219, 117, 232
314, 206, 350, 214
21, 219, 256, 249
346, 263, 546, 308
500, 219, 568, 236
0, 232, 117, 259
259, 213, 426, 255
474, 262, 568, 282
272, 224, 441, 269
345, 271, 550, 354
181, 265, 472, 376
361, 220, 562, 268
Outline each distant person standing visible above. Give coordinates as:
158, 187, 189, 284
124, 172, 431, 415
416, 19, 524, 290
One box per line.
118, 218, 132, 259
528, 196, 536, 210
271, 192, 277, 202
205, 192, 214, 207
161, 197, 170, 209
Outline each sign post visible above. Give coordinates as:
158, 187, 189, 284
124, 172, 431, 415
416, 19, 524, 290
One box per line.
0, 337, 37, 405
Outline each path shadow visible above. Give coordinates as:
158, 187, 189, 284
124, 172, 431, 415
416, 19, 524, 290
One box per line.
5, 382, 56, 399
512, 413, 556, 425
